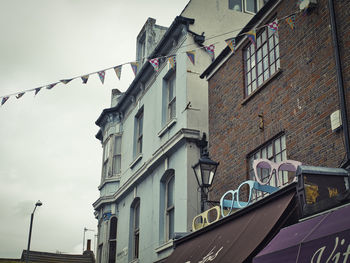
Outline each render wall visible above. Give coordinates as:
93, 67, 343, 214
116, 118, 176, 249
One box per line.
207, 0, 350, 200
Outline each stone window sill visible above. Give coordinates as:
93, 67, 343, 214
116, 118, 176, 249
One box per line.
158, 118, 177, 138
130, 154, 142, 169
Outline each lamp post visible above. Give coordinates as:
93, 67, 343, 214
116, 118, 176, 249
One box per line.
192, 134, 219, 212
26, 200, 42, 263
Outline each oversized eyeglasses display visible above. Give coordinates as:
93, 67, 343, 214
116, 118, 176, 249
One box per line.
219, 159, 301, 218
253, 159, 302, 187
192, 206, 221, 231
220, 180, 278, 217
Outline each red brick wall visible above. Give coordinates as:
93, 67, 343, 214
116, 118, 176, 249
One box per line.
207, 0, 350, 201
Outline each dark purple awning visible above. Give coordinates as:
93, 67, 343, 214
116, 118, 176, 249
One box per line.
165, 190, 296, 263
254, 204, 350, 263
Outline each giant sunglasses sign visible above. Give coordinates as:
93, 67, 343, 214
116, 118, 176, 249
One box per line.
220, 159, 301, 217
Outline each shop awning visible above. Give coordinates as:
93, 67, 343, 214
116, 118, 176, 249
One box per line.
165, 186, 297, 263
253, 203, 350, 263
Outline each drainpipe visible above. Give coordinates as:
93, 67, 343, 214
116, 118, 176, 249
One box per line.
328, 0, 350, 167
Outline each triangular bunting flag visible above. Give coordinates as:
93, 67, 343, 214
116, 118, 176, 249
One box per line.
130, 62, 139, 76
267, 21, 279, 33
81, 75, 89, 84
60, 78, 73, 84
114, 66, 122, 80
98, 71, 106, 84
246, 30, 257, 46
46, 83, 57, 90
16, 92, 25, 99
1, 96, 9, 106
285, 15, 295, 30
186, 51, 196, 65
168, 56, 176, 69
34, 88, 42, 96
225, 37, 236, 53
149, 58, 160, 71
205, 44, 215, 61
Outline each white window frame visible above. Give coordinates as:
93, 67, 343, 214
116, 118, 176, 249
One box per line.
102, 138, 111, 178
228, 0, 260, 13
133, 200, 140, 260
112, 135, 122, 175
165, 174, 175, 241
134, 109, 143, 157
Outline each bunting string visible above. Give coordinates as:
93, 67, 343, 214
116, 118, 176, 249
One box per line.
0, 9, 302, 106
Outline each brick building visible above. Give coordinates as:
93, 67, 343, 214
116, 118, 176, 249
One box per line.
201, 0, 350, 201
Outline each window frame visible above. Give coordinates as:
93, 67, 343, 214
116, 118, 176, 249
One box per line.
243, 20, 280, 97
228, 0, 259, 13
112, 135, 122, 175
134, 109, 144, 157
165, 174, 175, 241
102, 138, 111, 179
247, 134, 287, 201
162, 69, 177, 128
133, 200, 140, 260
108, 217, 117, 263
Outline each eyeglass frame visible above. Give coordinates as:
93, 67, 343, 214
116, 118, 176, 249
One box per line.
220, 180, 278, 217
253, 159, 302, 187
192, 206, 221, 231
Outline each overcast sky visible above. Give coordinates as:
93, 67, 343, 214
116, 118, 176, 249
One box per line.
0, 0, 189, 258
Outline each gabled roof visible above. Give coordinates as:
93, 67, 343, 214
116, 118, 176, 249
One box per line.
200, 0, 278, 79
95, 16, 194, 128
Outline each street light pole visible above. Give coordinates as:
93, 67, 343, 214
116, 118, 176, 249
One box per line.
26, 200, 42, 263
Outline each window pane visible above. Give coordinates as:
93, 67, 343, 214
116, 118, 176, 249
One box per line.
257, 35, 261, 47
168, 208, 174, 239
247, 58, 251, 71
263, 56, 269, 70
246, 0, 257, 13
251, 55, 256, 68
262, 43, 268, 57
134, 203, 140, 228
247, 72, 251, 84
275, 138, 281, 153
251, 68, 256, 81
275, 45, 280, 59
257, 49, 262, 62
257, 62, 262, 75
229, 0, 242, 11
268, 144, 273, 159
252, 80, 257, 92
269, 51, 275, 63
264, 70, 269, 81
113, 156, 121, 174
114, 137, 121, 154
258, 75, 263, 86
167, 176, 174, 207
281, 135, 286, 150
271, 63, 276, 75
261, 30, 267, 43
269, 36, 274, 49
248, 85, 252, 95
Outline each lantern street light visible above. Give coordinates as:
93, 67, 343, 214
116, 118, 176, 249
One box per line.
26, 200, 42, 263
192, 133, 219, 212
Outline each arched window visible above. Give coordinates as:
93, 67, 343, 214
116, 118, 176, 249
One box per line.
108, 217, 117, 263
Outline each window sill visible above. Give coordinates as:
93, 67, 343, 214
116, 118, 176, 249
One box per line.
130, 154, 142, 169
155, 240, 174, 254
130, 259, 139, 263
158, 119, 177, 138
241, 68, 283, 105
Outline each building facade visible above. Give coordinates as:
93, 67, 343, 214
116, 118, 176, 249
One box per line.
201, 0, 350, 201
93, 1, 265, 262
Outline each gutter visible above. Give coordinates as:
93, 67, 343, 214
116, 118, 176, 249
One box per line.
328, 0, 350, 168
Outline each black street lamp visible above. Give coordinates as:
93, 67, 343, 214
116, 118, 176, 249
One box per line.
192, 133, 219, 212
26, 200, 42, 263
